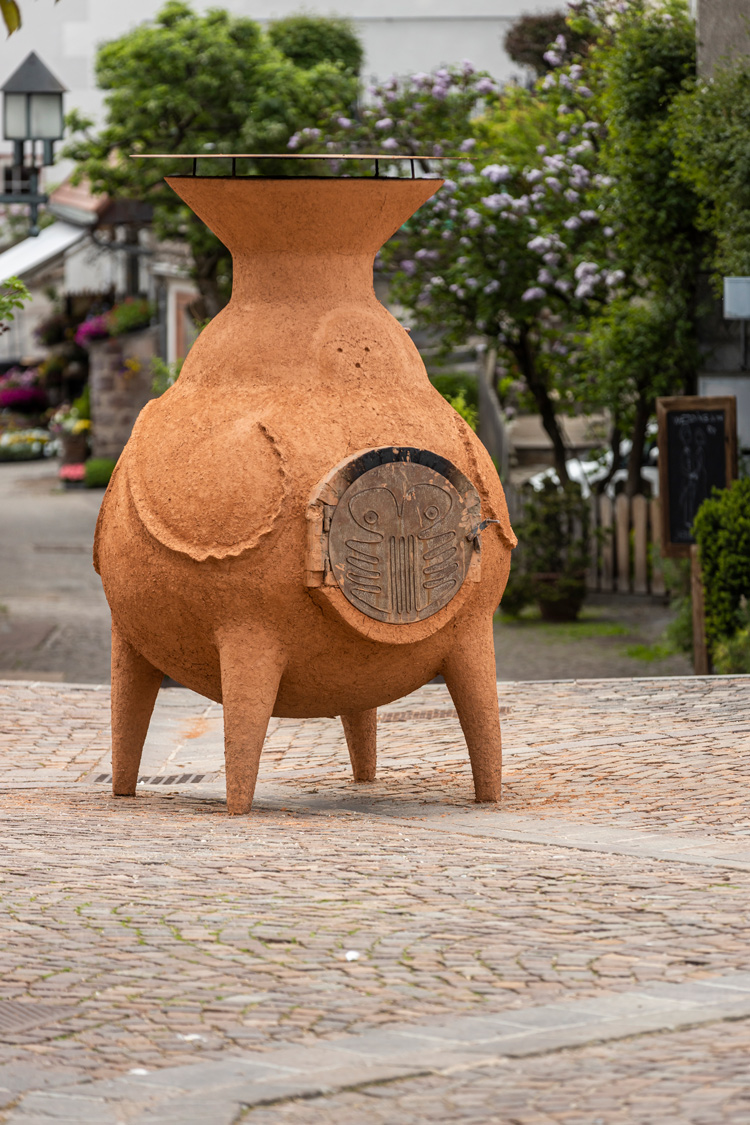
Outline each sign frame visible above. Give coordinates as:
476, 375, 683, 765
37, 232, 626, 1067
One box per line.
656, 395, 737, 559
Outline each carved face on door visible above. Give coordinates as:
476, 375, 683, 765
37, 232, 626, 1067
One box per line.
328, 461, 474, 623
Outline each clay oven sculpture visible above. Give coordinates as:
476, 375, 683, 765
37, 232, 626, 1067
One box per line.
94, 161, 516, 814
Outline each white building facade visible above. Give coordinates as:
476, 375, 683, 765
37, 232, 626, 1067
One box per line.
0, 0, 555, 151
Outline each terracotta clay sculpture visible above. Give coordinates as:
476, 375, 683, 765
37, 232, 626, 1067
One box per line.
94, 168, 516, 814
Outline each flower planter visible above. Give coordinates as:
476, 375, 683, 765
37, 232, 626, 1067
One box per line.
60, 432, 89, 465
533, 571, 586, 622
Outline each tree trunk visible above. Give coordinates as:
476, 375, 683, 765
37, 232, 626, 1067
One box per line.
626, 394, 651, 498
514, 329, 569, 485
596, 419, 621, 495
190, 250, 228, 323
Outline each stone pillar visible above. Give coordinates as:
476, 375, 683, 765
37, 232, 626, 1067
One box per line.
697, 0, 750, 78
89, 327, 158, 460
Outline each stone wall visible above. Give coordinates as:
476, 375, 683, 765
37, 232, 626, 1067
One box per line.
89, 327, 158, 460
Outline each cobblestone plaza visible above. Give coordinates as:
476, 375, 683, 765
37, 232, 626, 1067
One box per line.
1, 674, 750, 1122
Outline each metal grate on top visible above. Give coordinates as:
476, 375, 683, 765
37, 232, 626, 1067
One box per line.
130, 152, 458, 180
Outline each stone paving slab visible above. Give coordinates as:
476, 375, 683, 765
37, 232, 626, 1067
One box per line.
246, 1018, 750, 1124
11, 973, 750, 1122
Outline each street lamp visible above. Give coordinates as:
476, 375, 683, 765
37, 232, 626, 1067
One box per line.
1, 52, 66, 236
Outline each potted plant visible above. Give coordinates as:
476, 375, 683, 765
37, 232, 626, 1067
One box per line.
74, 314, 110, 348
49, 386, 91, 465
107, 297, 153, 337
503, 479, 590, 621
0, 427, 54, 461
58, 462, 86, 490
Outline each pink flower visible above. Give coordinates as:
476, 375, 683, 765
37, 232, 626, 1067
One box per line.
59, 463, 85, 481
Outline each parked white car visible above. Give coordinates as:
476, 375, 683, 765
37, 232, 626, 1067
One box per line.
528, 431, 659, 499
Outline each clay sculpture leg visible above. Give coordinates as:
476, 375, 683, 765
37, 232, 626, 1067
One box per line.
341, 709, 377, 781
219, 634, 286, 815
111, 624, 164, 797
442, 618, 502, 802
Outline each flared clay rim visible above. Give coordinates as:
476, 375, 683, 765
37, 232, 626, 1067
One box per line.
163, 173, 444, 253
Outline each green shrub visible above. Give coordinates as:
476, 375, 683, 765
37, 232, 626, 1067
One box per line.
268, 14, 363, 74
502, 480, 590, 621
499, 570, 533, 617
85, 457, 117, 488
430, 372, 478, 410
107, 297, 153, 338
662, 555, 693, 654
151, 356, 184, 396
693, 478, 750, 653
444, 390, 478, 430
713, 616, 750, 674
72, 384, 90, 421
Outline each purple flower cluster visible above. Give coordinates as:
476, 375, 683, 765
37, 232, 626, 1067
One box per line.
0, 367, 46, 413
74, 315, 109, 347
288, 126, 322, 151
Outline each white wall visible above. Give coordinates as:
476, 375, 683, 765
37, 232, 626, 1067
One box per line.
64, 235, 124, 293
0, 0, 554, 163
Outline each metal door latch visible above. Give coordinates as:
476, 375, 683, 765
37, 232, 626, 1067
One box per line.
467, 519, 503, 552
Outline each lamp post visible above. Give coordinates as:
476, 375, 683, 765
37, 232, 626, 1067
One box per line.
0, 52, 66, 236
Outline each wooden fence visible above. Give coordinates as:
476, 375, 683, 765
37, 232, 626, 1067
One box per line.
505, 486, 666, 597
588, 493, 665, 596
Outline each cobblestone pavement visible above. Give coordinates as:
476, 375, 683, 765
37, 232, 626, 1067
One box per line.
1, 675, 750, 1122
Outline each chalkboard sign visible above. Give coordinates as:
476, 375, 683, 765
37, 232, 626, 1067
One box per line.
657, 396, 737, 558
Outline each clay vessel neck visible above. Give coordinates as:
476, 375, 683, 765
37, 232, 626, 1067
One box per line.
165, 176, 442, 308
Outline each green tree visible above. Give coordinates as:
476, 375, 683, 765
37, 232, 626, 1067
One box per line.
672, 60, 750, 283
295, 59, 607, 483
64, 1, 360, 318
0, 276, 30, 330
576, 0, 702, 494
301, 3, 701, 488
268, 15, 363, 75
504, 11, 590, 76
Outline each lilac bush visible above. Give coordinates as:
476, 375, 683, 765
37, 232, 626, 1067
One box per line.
295, 1, 696, 488
293, 45, 619, 481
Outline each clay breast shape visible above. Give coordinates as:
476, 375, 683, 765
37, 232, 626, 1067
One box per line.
125, 400, 287, 561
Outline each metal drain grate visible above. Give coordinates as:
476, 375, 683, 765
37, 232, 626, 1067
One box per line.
0, 1000, 72, 1037
380, 706, 510, 721
94, 773, 212, 785
380, 708, 459, 722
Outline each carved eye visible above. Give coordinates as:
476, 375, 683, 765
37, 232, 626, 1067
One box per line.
424, 505, 439, 521
364, 510, 379, 525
